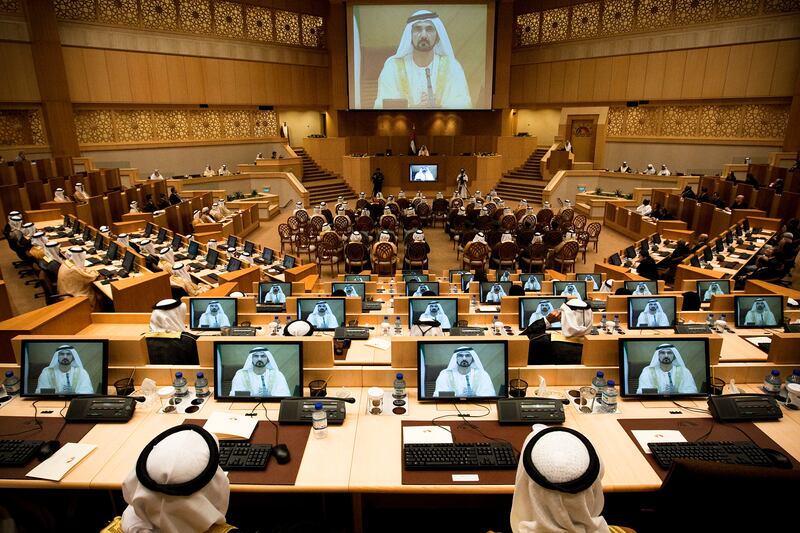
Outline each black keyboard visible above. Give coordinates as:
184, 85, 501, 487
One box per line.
674, 324, 712, 334
205, 273, 220, 281
188, 262, 206, 270
648, 441, 773, 469
403, 442, 517, 470
0, 439, 44, 467
97, 268, 118, 278
218, 441, 272, 471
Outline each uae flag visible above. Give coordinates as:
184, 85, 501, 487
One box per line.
409, 125, 416, 155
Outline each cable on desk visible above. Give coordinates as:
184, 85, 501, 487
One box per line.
454, 403, 520, 455
0, 400, 43, 437
248, 402, 279, 446
671, 400, 710, 415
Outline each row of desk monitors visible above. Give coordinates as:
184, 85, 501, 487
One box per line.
16, 338, 714, 402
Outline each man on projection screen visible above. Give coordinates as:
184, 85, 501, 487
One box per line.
374, 10, 471, 109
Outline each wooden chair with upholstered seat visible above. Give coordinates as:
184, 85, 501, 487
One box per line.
372, 241, 397, 275
462, 241, 489, 273
552, 240, 579, 273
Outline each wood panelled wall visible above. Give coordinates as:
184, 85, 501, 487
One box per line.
510, 40, 800, 106
62, 47, 329, 107
0, 42, 41, 103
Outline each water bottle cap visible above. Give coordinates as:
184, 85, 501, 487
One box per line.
606, 379, 615, 386
384, 316, 389, 319
175, 371, 183, 378
596, 371, 604, 377
396, 372, 404, 379
275, 316, 279, 320
197, 372, 204, 378
4, 370, 12, 377
771, 369, 780, 376
315, 402, 323, 410
794, 369, 800, 376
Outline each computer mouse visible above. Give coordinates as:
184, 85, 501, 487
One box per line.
272, 443, 291, 465
38, 440, 61, 460
762, 448, 793, 469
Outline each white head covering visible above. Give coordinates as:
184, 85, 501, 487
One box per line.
99, 226, 110, 234
413, 229, 425, 242
632, 282, 652, 295
560, 283, 583, 300
443, 346, 485, 372
644, 343, 689, 371
418, 301, 451, 329
118, 233, 129, 246
121, 425, 229, 533
159, 247, 175, 265
150, 299, 186, 333
524, 276, 542, 291
511, 426, 606, 533
472, 232, 486, 245
343, 284, 360, 297
457, 207, 466, 216
487, 283, 507, 302
745, 298, 777, 326
703, 282, 725, 300
350, 231, 363, 243
170, 262, 191, 283
519, 199, 528, 209
54, 188, 67, 201
45, 344, 86, 371
583, 275, 600, 291
263, 283, 287, 303
240, 346, 281, 373
637, 299, 670, 327
140, 239, 155, 255
379, 231, 391, 243
21, 222, 35, 238
529, 300, 556, 325
359, 191, 366, 199
31, 230, 46, 248
501, 233, 513, 243
7, 211, 20, 225
307, 301, 339, 328
68, 246, 86, 268
45, 241, 62, 262
207, 239, 217, 250
75, 183, 84, 192
600, 279, 613, 293
130, 201, 139, 212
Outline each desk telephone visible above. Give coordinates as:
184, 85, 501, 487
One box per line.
497, 397, 565, 425
65, 397, 137, 422
707, 394, 782, 422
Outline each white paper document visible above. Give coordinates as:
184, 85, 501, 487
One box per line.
402, 425, 453, 444
365, 338, 391, 351
26, 443, 97, 481
631, 430, 687, 453
204, 411, 257, 440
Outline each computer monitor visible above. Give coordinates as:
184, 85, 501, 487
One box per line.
697, 279, 731, 302
619, 338, 710, 398
735, 225, 743, 237
261, 247, 273, 263
345, 274, 371, 281
226, 257, 242, 272
461, 272, 475, 292
690, 255, 701, 267
105, 241, 118, 261
143, 222, 154, 237
283, 255, 296, 268
639, 240, 648, 256
206, 248, 219, 268
258, 281, 292, 304
448, 269, 471, 282
189, 297, 238, 330
519, 297, 567, 330
576, 273, 602, 292
734, 295, 783, 328
553, 280, 587, 300
725, 231, 733, 245
227, 235, 238, 249
82, 226, 92, 242
743, 219, 750, 232
93, 232, 105, 252
296, 298, 346, 330
121, 250, 135, 273
409, 298, 457, 331
19, 339, 108, 398
213, 341, 302, 401
715, 239, 724, 253
64, 215, 72, 228
156, 227, 167, 244
187, 240, 200, 258
624, 280, 659, 295
171, 234, 183, 251
406, 281, 440, 296
480, 281, 512, 303
627, 296, 677, 329
243, 240, 255, 254
703, 247, 714, 261
332, 282, 366, 300
403, 273, 429, 283
409, 164, 438, 182
417, 341, 508, 401
609, 253, 622, 266
496, 269, 513, 282
73, 220, 82, 235
519, 274, 543, 292
624, 245, 637, 259
652, 233, 662, 244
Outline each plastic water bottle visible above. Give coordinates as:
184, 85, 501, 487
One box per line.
273, 316, 282, 335
613, 314, 620, 330
707, 313, 714, 328
312, 402, 328, 439
194, 372, 210, 397
381, 316, 391, 336
471, 295, 477, 311
393, 372, 407, 400
787, 369, 800, 388
601, 312, 607, 324
389, 280, 395, 294
493, 315, 500, 334
450, 283, 457, 294
173, 371, 188, 397
601, 379, 618, 413
3, 371, 20, 396
763, 369, 781, 395
591, 371, 606, 395
394, 316, 402, 335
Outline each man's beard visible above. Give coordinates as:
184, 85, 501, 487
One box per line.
60, 358, 72, 366
413, 38, 433, 52
660, 357, 673, 364
253, 360, 267, 367
458, 360, 471, 368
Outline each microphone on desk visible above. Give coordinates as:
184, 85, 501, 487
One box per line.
425, 67, 435, 107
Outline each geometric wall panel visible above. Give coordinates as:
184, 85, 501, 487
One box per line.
0, 109, 48, 147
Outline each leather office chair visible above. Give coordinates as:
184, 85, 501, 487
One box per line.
403, 241, 429, 270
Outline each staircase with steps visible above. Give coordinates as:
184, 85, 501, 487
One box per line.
494, 147, 550, 205
293, 146, 358, 205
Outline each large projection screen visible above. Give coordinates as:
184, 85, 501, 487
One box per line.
347, 2, 495, 110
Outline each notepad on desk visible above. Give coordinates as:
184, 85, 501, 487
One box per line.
203, 412, 258, 440
478, 305, 500, 313
26, 443, 97, 481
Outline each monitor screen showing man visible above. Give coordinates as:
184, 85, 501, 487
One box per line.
619, 338, 710, 398
480, 281, 512, 303
448, 269, 470, 282
403, 273, 429, 282
20, 340, 108, 398
520, 274, 543, 292
406, 281, 440, 296
409, 165, 438, 182
345, 274, 372, 282
496, 270, 512, 282
189, 298, 238, 330
519, 297, 567, 330
333, 282, 366, 300
348, 4, 494, 110
296, 298, 346, 331
553, 281, 587, 300
697, 279, 730, 302
625, 281, 659, 295
628, 296, 676, 329
213, 342, 302, 401
417, 341, 507, 400
577, 273, 602, 292
409, 298, 457, 331
734, 295, 783, 328
258, 282, 292, 304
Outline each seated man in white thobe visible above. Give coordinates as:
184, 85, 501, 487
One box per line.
417, 301, 451, 329
263, 284, 287, 304
703, 282, 725, 301
523, 276, 542, 292
202, 164, 216, 177
218, 164, 232, 176
636, 299, 671, 327
743, 297, 777, 326
306, 301, 340, 329
632, 282, 652, 295
529, 300, 559, 328
560, 283, 583, 300
433, 346, 495, 397
197, 301, 231, 329
149, 169, 164, 180
636, 343, 698, 394
343, 284, 361, 298
485, 283, 507, 303
413, 166, 434, 181
231, 346, 291, 397
658, 164, 671, 176
35, 344, 95, 394
53, 188, 68, 202
635, 199, 652, 216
